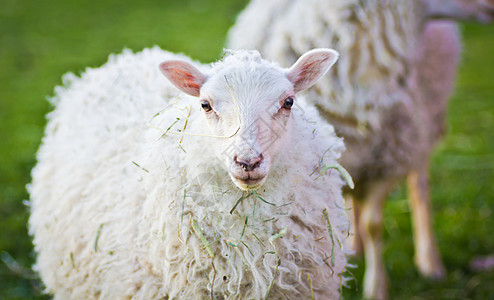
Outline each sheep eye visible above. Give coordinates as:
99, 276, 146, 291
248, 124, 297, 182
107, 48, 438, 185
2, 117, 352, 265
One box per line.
201, 100, 212, 112
282, 97, 294, 109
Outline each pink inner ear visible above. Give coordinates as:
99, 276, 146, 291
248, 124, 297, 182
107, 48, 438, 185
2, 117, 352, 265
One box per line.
294, 60, 319, 84
287, 49, 338, 93
160, 61, 206, 97
288, 59, 322, 93
173, 68, 201, 91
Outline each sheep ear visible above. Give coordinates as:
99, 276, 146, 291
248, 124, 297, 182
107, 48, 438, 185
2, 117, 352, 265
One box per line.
286, 49, 339, 93
159, 60, 207, 97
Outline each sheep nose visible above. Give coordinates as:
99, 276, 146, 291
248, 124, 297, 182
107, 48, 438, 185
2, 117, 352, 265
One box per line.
234, 154, 264, 172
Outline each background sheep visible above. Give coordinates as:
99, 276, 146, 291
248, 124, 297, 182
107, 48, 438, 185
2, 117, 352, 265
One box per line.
227, 0, 493, 298
28, 47, 352, 299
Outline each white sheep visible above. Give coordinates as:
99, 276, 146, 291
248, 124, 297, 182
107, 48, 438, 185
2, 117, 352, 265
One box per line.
28, 47, 352, 299
226, 0, 494, 298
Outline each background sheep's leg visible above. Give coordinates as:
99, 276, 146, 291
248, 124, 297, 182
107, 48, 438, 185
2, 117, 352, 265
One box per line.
358, 179, 396, 300
407, 167, 446, 279
405, 20, 459, 280
346, 194, 363, 256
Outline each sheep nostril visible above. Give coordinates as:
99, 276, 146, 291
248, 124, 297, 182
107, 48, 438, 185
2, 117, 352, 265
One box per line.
251, 154, 263, 170
234, 154, 263, 172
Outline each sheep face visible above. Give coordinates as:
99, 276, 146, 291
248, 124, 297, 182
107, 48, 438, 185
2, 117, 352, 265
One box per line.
200, 64, 294, 190
160, 49, 338, 190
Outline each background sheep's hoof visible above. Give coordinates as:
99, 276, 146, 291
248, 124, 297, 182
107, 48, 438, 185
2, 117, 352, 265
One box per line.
415, 252, 446, 280
363, 271, 388, 300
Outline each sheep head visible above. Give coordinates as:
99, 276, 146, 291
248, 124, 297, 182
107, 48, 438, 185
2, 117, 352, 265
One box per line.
159, 49, 338, 190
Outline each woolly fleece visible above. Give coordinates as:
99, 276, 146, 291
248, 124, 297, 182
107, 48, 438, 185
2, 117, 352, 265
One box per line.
29, 47, 350, 299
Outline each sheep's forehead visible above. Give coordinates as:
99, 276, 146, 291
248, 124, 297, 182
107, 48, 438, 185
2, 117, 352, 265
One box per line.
202, 64, 292, 112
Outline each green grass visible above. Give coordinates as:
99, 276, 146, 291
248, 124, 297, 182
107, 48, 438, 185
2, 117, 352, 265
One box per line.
0, 1, 493, 298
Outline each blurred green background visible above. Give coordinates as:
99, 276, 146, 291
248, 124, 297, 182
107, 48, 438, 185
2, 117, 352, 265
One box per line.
0, 0, 493, 298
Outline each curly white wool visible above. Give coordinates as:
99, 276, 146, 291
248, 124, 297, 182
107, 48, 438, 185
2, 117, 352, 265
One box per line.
29, 47, 350, 299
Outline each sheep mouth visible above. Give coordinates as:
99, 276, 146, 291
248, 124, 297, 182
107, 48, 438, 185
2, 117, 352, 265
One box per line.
231, 175, 267, 190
